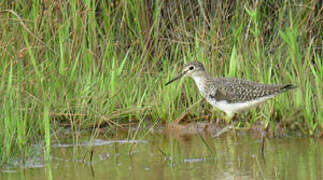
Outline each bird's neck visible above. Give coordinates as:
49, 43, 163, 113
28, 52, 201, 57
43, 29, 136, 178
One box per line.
191, 71, 210, 95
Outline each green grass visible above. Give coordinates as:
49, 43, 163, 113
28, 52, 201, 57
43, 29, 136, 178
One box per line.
0, 0, 322, 166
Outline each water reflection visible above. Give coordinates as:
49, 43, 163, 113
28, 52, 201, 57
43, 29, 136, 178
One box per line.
1, 133, 323, 180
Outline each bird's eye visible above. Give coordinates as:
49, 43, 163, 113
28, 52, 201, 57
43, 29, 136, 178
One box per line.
189, 66, 194, 70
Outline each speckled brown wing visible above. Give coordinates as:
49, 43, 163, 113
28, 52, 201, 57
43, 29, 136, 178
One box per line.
209, 78, 295, 103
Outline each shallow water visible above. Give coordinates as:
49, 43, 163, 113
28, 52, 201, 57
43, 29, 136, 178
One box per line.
1, 133, 323, 180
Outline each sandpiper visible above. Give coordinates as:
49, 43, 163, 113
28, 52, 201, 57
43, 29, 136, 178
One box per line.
165, 61, 296, 119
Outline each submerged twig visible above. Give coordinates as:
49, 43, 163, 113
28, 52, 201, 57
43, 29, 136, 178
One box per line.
49, 106, 151, 128
212, 125, 235, 138
175, 99, 203, 124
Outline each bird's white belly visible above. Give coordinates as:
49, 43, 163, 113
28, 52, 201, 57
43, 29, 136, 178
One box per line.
207, 95, 276, 113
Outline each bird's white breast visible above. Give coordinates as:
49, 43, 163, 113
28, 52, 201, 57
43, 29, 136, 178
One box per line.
207, 95, 276, 114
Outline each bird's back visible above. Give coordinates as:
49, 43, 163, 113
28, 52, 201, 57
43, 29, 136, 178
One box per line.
205, 78, 296, 103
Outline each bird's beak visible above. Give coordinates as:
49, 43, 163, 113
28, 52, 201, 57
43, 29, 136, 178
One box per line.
165, 72, 184, 86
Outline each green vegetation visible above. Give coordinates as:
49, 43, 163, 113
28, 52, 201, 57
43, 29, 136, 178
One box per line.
0, 0, 321, 166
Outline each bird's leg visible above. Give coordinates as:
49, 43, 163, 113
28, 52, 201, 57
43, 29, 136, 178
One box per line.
261, 121, 270, 157
225, 112, 235, 125
214, 109, 222, 126
226, 112, 239, 140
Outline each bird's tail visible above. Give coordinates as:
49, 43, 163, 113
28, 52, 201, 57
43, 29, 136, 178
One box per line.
281, 84, 297, 92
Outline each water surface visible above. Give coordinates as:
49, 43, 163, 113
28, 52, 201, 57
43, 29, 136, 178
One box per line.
1, 133, 322, 180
